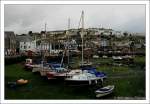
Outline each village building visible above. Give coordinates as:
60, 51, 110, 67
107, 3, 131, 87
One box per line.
16, 34, 36, 53
5, 31, 17, 56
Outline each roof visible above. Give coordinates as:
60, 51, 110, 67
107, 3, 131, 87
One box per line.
16, 34, 34, 42
5, 31, 15, 39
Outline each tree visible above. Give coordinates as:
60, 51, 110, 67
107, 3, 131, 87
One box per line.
28, 31, 32, 35
123, 32, 128, 37
40, 31, 45, 34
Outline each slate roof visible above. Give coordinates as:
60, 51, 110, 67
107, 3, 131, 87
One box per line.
16, 34, 34, 42
5, 31, 15, 39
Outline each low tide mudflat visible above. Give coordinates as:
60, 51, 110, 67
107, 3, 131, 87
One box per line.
5, 56, 145, 99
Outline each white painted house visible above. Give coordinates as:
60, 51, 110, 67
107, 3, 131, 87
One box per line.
16, 34, 36, 52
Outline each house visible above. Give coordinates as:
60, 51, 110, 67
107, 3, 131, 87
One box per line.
5, 31, 16, 56
16, 34, 36, 53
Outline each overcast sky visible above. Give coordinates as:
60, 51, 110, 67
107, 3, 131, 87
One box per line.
4, 4, 145, 34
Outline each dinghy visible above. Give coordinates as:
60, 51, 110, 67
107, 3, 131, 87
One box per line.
95, 85, 115, 98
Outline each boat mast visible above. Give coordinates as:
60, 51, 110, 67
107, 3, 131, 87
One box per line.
67, 18, 70, 67
60, 19, 70, 68
44, 23, 47, 61
42, 23, 47, 70
81, 11, 84, 66
45, 23, 47, 55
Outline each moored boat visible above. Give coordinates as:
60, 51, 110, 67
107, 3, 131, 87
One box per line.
95, 85, 115, 98
24, 58, 33, 70
82, 67, 107, 79
46, 63, 68, 79
24, 58, 42, 71
65, 70, 102, 86
65, 11, 103, 86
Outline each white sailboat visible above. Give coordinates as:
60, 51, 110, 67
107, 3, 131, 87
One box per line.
65, 11, 101, 86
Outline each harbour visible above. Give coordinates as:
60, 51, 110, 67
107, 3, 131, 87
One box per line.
4, 7, 146, 100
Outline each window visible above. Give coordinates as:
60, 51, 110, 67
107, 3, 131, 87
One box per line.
24, 46, 26, 49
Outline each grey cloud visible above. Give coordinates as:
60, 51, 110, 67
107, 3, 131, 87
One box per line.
4, 4, 145, 34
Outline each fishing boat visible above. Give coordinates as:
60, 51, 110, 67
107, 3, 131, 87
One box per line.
95, 85, 115, 98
